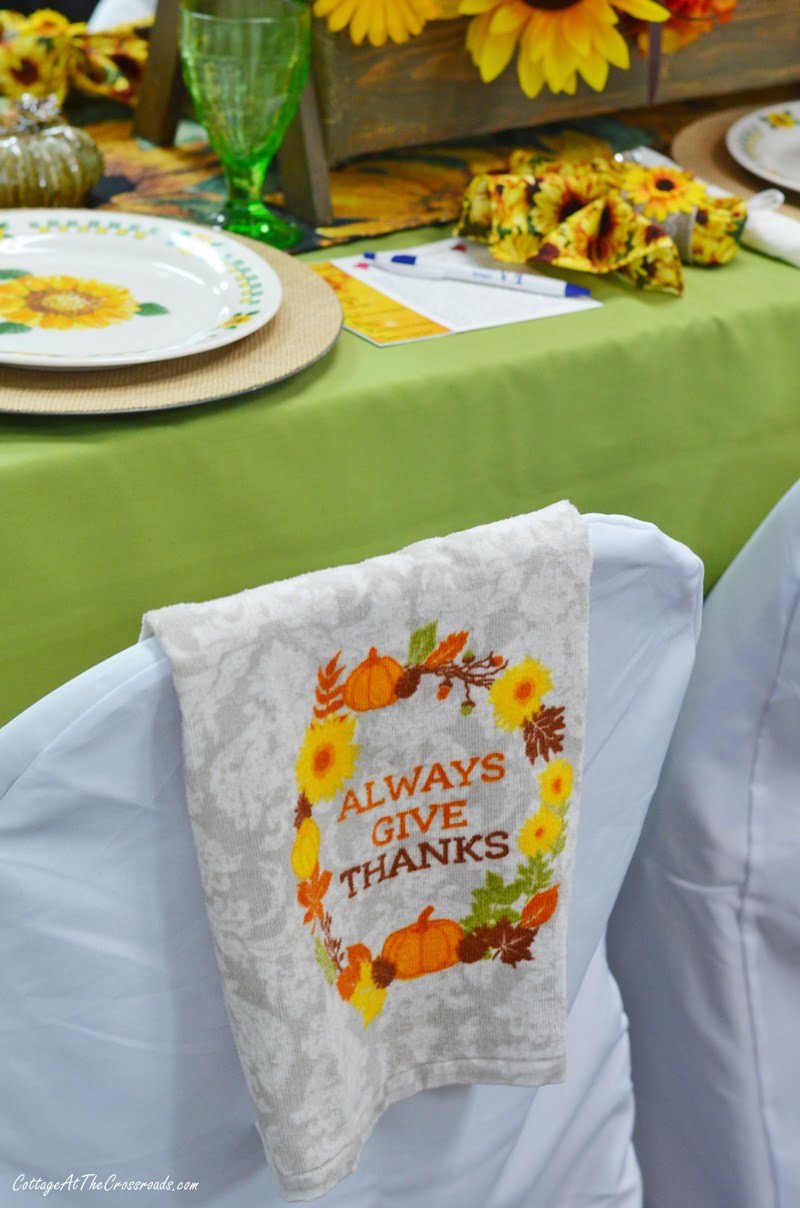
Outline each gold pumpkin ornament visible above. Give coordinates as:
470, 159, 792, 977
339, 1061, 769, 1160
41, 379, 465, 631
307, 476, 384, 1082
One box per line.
342, 646, 404, 712
0, 93, 103, 208
381, 905, 464, 980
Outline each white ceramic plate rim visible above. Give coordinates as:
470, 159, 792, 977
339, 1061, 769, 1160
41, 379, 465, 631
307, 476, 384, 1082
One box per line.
0, 209, 282, 369
725, 101, 800, 192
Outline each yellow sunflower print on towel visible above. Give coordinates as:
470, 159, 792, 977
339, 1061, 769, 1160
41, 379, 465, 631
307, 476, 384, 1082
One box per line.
539, 759, 573, 808
489, 657, 554, 731
296, 714, 360, 804
518, 805, 564, 858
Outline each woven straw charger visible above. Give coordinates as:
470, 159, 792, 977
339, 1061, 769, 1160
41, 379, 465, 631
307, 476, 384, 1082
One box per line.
672, 105, 800, 222
0, 235, 343, 416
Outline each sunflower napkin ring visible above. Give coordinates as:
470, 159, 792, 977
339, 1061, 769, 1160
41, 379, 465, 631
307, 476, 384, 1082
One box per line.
614, 159, 747, 268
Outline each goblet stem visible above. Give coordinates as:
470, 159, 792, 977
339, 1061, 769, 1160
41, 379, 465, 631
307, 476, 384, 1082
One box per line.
220, 156, 302, 249
225, 159, 270, 216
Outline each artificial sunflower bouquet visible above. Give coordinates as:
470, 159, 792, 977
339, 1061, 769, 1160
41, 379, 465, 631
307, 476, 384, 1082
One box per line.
313, 0, 740, 100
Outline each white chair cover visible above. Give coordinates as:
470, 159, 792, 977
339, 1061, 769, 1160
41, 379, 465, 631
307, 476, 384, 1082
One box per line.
0, 515, 702, 1206
608, 483, 800, 1208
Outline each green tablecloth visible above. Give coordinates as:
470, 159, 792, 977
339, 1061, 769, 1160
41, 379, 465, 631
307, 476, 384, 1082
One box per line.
2, 227, 799, 726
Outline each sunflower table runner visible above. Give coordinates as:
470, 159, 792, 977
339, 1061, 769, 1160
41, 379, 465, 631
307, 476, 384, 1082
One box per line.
64, 100, 747, 277
458, 152, 748, 294
141, 502, 591, 1201
59, 104, 658, 251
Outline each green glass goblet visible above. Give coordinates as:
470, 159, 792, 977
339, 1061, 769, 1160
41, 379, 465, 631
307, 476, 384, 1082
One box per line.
180, 0, 310, 249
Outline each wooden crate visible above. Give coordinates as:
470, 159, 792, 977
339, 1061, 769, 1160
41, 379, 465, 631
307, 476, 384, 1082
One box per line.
312, 0, 800, 164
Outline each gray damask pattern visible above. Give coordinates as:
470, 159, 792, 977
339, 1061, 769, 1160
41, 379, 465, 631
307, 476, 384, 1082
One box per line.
142, 502, 592, 1202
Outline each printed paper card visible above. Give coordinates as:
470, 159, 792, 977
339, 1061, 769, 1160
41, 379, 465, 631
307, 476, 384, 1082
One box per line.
310, 238, 601, 346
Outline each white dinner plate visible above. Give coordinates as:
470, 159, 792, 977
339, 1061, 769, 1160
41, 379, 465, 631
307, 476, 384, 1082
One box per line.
0, 209, 282, 369
726, 101, 800, 193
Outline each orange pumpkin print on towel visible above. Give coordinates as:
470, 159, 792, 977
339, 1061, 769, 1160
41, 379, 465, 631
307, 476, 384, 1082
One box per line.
381, 906, 463, 980
342, 647, 404, 711
291, 624, 575, 1027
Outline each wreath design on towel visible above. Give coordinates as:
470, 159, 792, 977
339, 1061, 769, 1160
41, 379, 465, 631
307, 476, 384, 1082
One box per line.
292, 622, 574, 1027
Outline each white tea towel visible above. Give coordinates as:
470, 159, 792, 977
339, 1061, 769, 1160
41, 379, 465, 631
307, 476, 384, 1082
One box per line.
141, 502, 592, 1201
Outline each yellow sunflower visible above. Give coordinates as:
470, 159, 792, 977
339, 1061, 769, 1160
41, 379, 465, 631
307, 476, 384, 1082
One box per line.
518, 806, 564, 857
23, 9, 73, 36
765, 110, 796, 130
539, 759, 573, 808
0, 10, 75, 101
0, 39, 70, 101
0, 274, 139, 330
489, 657, 553, 731
689, 199, 745, 267
459, 175, 495, 238
526, 194, 631, 272
529, 171, 608, 235
491, 229, 544, 264
461, 0, 668, 99
510, 151, 618, 183
485, 174, 539, 240
71, 23, 152, 104
562, 194, 633, 267
296, 714, 359, 804
624, 240, 684, 293
313, 0, 440, 46
620, 163, 707, 223
0, 10, 25, 41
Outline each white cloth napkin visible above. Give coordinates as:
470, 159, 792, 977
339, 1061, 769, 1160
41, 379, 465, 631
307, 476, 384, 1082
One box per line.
625, 145, 800, 269
141, 502, 591, 1201
87, 0, 155, 31
740, 207, 800, 268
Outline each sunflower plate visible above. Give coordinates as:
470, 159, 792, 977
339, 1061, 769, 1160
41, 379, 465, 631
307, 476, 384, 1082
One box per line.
725, 101, 800, 194
0, 209, 282, 369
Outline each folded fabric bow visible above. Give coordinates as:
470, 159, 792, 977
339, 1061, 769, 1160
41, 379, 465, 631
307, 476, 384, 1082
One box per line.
0, 8, 151, 105
457, 151, 748, 296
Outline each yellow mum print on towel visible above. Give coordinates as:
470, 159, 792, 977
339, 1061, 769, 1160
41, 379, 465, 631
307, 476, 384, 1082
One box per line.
291, 625, 574, 1028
